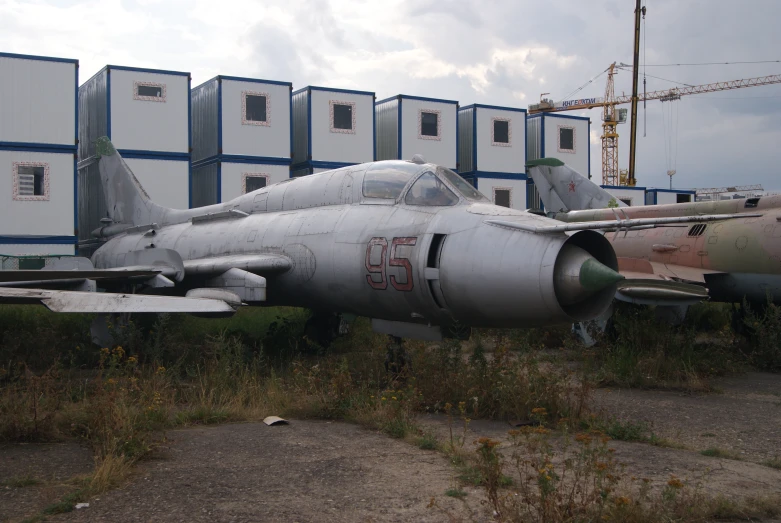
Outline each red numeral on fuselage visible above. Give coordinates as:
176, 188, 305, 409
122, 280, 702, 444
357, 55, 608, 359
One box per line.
365, 237, 417, 291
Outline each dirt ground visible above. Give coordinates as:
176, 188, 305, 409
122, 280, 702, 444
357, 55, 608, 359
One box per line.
1, 372, 779, 522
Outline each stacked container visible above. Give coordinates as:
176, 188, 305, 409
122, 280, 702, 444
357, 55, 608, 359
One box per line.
291, 86, 375, 176
458, 104, 527, 209
526, 113, 591, 209
645, 188, 695, 205
191, 76, 292, 206
0, 52, 79, 257
78, 65, 191, 246
375, 95, 458, 170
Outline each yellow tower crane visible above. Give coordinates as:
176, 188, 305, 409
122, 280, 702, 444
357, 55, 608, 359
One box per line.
529, 71, 781, 186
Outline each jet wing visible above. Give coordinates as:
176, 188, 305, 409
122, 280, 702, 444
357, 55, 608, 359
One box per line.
485, 213, 762, 234
617, 257, 722, 284
0, 287, 238, 314
0, 269, 160, 284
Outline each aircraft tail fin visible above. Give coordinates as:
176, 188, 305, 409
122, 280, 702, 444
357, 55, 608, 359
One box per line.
96, 137, 171, 226
527, 158, 626, 213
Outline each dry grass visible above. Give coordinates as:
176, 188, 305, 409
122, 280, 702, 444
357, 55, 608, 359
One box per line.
2, 306, 779, 522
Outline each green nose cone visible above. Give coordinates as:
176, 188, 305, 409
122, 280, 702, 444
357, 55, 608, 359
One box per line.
579, 258, 624, 291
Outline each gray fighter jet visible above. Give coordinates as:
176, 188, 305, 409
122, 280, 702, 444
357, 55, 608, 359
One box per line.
0, 138, 744, 343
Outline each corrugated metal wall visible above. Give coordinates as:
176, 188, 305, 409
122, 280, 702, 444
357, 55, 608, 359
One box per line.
374, 98, 398, 161
458, 107, 474, 173
526, 116, 542, 161
292, 89, 309, 164
78, 69, 108, 161
191, 79, 219, 163
191, 163, 218, 207
77, 161, 107, 244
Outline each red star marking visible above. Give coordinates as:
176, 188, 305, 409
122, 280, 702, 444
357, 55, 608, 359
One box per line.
568, 181, 576, 193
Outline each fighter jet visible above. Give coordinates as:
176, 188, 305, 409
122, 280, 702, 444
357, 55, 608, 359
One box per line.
528, 158, 781, 306
0, 139, 749, 344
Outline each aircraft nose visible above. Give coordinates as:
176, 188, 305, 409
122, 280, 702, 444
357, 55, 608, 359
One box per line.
554, 244, 624, 306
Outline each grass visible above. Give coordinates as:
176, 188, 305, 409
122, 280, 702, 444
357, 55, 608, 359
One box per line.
444, 488, 467, 499
416, 431, 439, 450
1, 475, 41, 488
1, 303, 780, 522
764, 457, 781, 470
700, 447, 742, 460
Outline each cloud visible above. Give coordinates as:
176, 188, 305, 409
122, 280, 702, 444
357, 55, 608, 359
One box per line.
2, 0, 781, 189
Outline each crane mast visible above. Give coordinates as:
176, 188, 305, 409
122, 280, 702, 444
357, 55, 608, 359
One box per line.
601, 64, 619, 186
627, 0, 645, 187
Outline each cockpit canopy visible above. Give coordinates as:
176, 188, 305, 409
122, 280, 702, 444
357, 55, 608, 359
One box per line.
362, 162, 488, 206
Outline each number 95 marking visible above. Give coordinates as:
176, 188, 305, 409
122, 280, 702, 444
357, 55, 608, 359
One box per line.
365, 237, 417, 291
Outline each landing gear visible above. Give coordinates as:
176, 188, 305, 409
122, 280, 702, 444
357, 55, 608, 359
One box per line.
304, 312, 347, 349
384, 335, 410, 377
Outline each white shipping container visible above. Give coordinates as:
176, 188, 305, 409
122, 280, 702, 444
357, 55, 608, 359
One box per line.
603, 185, 647, 206
0, 149, 75, 236
108, 68, 190, 153
645, 189, 695, 205
292, 86, 375, 169
79, 65, 191, 159
220, 162, 291, 202
475, 178, 528, 211
221, 78, 291, 159
0, 53, 77, 147
376, 95, 458, 169
123, 158, 189, 209
527, 114, 591, 177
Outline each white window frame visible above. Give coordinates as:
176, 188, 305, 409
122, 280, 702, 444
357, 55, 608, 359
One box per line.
133, 81, 167, 102
493, 187, 512, 208
13, 162, 50, 201
557, 125, 576, 153
329, 100, 356, 134
242, 173, 270, 194
491, 117, 512, 147
242, 91, 271, 127
418, 109, 441, 141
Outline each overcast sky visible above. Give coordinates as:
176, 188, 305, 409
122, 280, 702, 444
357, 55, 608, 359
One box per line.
2, 0, 780, 190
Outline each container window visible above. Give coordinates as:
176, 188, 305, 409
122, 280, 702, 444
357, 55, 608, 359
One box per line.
404, 172, 459, 206
13, 162, 49, 201
620, 198, 632, 206
558, 125, 575, 152
676, 193, 692, 203
133, 82, 166, 102
419, 110, 441, 140
242, 91, 271, 126
333, 105, 352, 130
243, 173, 269, 194
493, 188, 511, 208
492, 118, 511, 145
330, 101, 356, 134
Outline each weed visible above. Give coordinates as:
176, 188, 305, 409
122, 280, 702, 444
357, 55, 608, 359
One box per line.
700, 447, 741, 460
764, 457, 781, 470
591, 417, 651, 442
1, 475, 41, 488
742, 301, 781, 371
445, 488, 467, 499
416, 431, 439, 451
